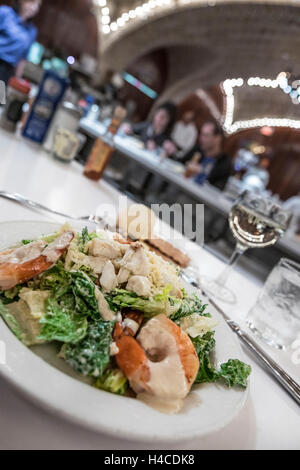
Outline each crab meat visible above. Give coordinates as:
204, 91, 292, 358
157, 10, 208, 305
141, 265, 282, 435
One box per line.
100, 260, 118, 291
89, 239, 123, 260
126, 275, 151, 297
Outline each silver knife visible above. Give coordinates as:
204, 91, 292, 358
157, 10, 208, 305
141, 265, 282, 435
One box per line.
181, 271, 300, 406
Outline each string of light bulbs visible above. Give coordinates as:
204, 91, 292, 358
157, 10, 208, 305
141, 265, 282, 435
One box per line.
93, 0, 175, 35
222, 76, 300, 134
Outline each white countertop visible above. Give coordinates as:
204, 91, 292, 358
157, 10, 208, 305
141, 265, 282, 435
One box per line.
0, 129, 299, 450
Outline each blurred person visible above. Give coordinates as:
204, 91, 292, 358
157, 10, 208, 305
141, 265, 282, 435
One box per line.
0, 0, 42, 84
171, 110, 198, 159
122, 102, 177, 155
185, 120, 232, 190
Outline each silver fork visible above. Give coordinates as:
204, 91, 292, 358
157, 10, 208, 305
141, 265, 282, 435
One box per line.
0, 190, 135, 239
0, 190, 109, 227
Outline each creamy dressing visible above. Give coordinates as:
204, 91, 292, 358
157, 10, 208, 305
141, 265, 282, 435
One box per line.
123, 318, 139, 336
95, 287, 116, 321
0, 240, 46, 265
137, 393, 184, 415
133, 315, 189, 413
110, 342, 119, 356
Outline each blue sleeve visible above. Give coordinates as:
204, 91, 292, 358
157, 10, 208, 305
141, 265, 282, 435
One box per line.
0, 6, 12, 31
21, 25, 37, 59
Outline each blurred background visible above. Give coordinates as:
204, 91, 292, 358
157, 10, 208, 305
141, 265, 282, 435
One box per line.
1, 0, 300, 280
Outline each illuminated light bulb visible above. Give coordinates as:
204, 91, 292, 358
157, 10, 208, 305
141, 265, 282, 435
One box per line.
117, 17, 125, 27
101, 7, 109, 15
135, 6, 143, 15
277, 71, 287, 80
129, 10, 136, 18
101, 15, 110, 24
102, 24, 110, 34
110, 22, 118, 31
122, 13, 129, 21
97, 0, 106, 6
67, 56, 75, 65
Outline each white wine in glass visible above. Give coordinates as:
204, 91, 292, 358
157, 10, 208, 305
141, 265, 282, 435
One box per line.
201, 191, 292, 303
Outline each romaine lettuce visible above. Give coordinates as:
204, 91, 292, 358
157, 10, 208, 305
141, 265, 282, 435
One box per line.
218, 359, 252, 388
0, 285, 22, 305
106, 286, 181, 318
0, 299, 27, 344
170, 293, 210, 323
95, 368, 128, 395
192, 332, 251, 388
64, 320, 115, 377
39, 297, 88, 344
38, 263, 101, 343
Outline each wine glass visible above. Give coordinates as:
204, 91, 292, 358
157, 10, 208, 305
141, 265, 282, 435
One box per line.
200, 191, 292, 303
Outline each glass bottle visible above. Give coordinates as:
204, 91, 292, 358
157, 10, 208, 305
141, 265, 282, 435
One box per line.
84, 106, 126, 181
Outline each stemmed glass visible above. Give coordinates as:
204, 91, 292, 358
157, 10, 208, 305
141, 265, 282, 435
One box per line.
200, 191, 292, 303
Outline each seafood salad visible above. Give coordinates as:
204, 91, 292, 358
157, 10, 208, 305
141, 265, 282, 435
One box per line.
0, 226, 251, 413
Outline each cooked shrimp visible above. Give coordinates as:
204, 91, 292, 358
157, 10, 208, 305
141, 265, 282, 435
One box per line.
0, 231, 74, 291
114, 314, 199, 413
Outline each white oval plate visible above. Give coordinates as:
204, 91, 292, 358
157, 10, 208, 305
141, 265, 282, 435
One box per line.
0, 221, 249, 443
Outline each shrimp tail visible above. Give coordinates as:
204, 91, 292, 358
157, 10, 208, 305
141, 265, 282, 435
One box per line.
0, 231, 74, 291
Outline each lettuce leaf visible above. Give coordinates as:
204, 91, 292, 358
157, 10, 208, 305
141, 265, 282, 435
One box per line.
192, 332, 251, 388
0, 299, 27, 344
40, 262, 99, 320
63, 320, 114, 377
77, 227, 102, 253
218, 359, 252, 388
192, 332, 218, 383
170, 293, 210, 324
39, 297, 88, 344
105, 286, 181, 318
95, 368, 128, 395
0, 286, 23, 305
21, 239, 33, 245
38, 263, 100, 343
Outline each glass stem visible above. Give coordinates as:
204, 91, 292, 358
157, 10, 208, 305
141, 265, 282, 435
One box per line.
216, 244, 247, 288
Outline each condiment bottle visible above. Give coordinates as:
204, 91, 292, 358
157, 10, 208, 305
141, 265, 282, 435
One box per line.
84, 106, 126, 181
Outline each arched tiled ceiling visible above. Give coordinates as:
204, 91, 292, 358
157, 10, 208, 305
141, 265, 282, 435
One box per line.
98, 1, 300, 87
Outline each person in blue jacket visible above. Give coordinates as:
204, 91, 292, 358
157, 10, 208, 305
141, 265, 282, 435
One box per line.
0, 0, 42, 84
